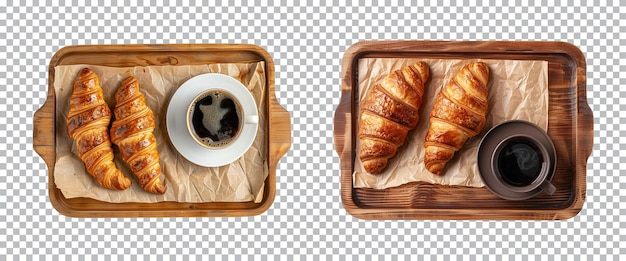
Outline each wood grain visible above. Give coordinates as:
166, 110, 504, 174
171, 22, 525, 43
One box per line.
335, 41, 592, 220
33, 44, 290, 218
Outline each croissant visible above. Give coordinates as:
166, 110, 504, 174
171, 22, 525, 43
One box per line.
110, 76, 167, 194
358, 62, 430, 174
66, 68, 132, 190
424, 62, 490, 175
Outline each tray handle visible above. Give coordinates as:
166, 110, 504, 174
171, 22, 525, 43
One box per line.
333, 89, 352, 170
574, 49, 593, 164
579, 94, 594, 163
33, 91, 55, 168
268, 96, 291, 171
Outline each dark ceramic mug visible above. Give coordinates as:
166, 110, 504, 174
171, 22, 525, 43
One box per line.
478, 120, 557, 200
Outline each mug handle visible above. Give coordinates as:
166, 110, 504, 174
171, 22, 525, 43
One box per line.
539, 180, 556, 195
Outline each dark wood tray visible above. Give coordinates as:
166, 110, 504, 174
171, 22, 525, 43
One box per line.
334, 41, 593, 220
33, 44, 291, 218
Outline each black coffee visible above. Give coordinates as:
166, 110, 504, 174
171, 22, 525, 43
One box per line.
190, 90, 241, 147
497, 140, 543, 187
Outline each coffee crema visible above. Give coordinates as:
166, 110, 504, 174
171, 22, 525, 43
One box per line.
497, 139, 544, 187
190, 90, 241, 148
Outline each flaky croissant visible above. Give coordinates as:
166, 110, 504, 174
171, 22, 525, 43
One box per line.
424, 62, 490, 175
110, 76, 167, 194
66, 68, 132, 190
359, 62, 430, 174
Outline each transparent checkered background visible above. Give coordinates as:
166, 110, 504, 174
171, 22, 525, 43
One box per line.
0, 0, 623, 259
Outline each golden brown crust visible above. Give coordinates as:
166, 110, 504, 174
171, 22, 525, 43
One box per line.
66, 105, 111, 139
424, 62, 490, 175
359, 138, 397, 161
110, 114, 156, 144
424, 120, 468, 150
359, 112, 410, 147
442, 77, 488, 116
361, 86, 422, 128
113, 95, 147, 119
358, 62, 430, 174
429, 94, 486, 136
423, 144, 455, 176
111, 76, 166, 194
69, 92, 104, 112
66, 68, 132, 190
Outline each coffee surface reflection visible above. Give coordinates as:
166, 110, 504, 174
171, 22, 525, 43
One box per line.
497, 140, 543, 187
190, 90, 241, 148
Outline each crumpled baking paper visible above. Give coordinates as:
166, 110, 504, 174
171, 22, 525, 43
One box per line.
54, 62, 268, 203
353, 58, 548, 189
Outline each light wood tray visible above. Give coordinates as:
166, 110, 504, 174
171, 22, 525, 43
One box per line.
34, 44, 291, 218
334, 41, 593, 220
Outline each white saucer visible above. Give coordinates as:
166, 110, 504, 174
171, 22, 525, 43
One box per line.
166, 73, 259, 167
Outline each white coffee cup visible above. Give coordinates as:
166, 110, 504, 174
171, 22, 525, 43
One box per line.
166, 73, 259, 167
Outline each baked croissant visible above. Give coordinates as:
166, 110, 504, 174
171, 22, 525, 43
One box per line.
110, 76, 167, 194
66, 68, 132, 190
359, 62, 430, 174
424, 62, 490, 175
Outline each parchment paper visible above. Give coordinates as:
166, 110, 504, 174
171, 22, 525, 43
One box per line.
54, 62, 268, 203
353, 59, 548, 189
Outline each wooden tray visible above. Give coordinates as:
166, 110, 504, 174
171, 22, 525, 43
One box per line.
33, 44, 291, 218
334, 41, 593, 220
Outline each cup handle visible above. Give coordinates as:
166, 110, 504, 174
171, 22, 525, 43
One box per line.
246, 114, 259, 124
539, 180, 556, 195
